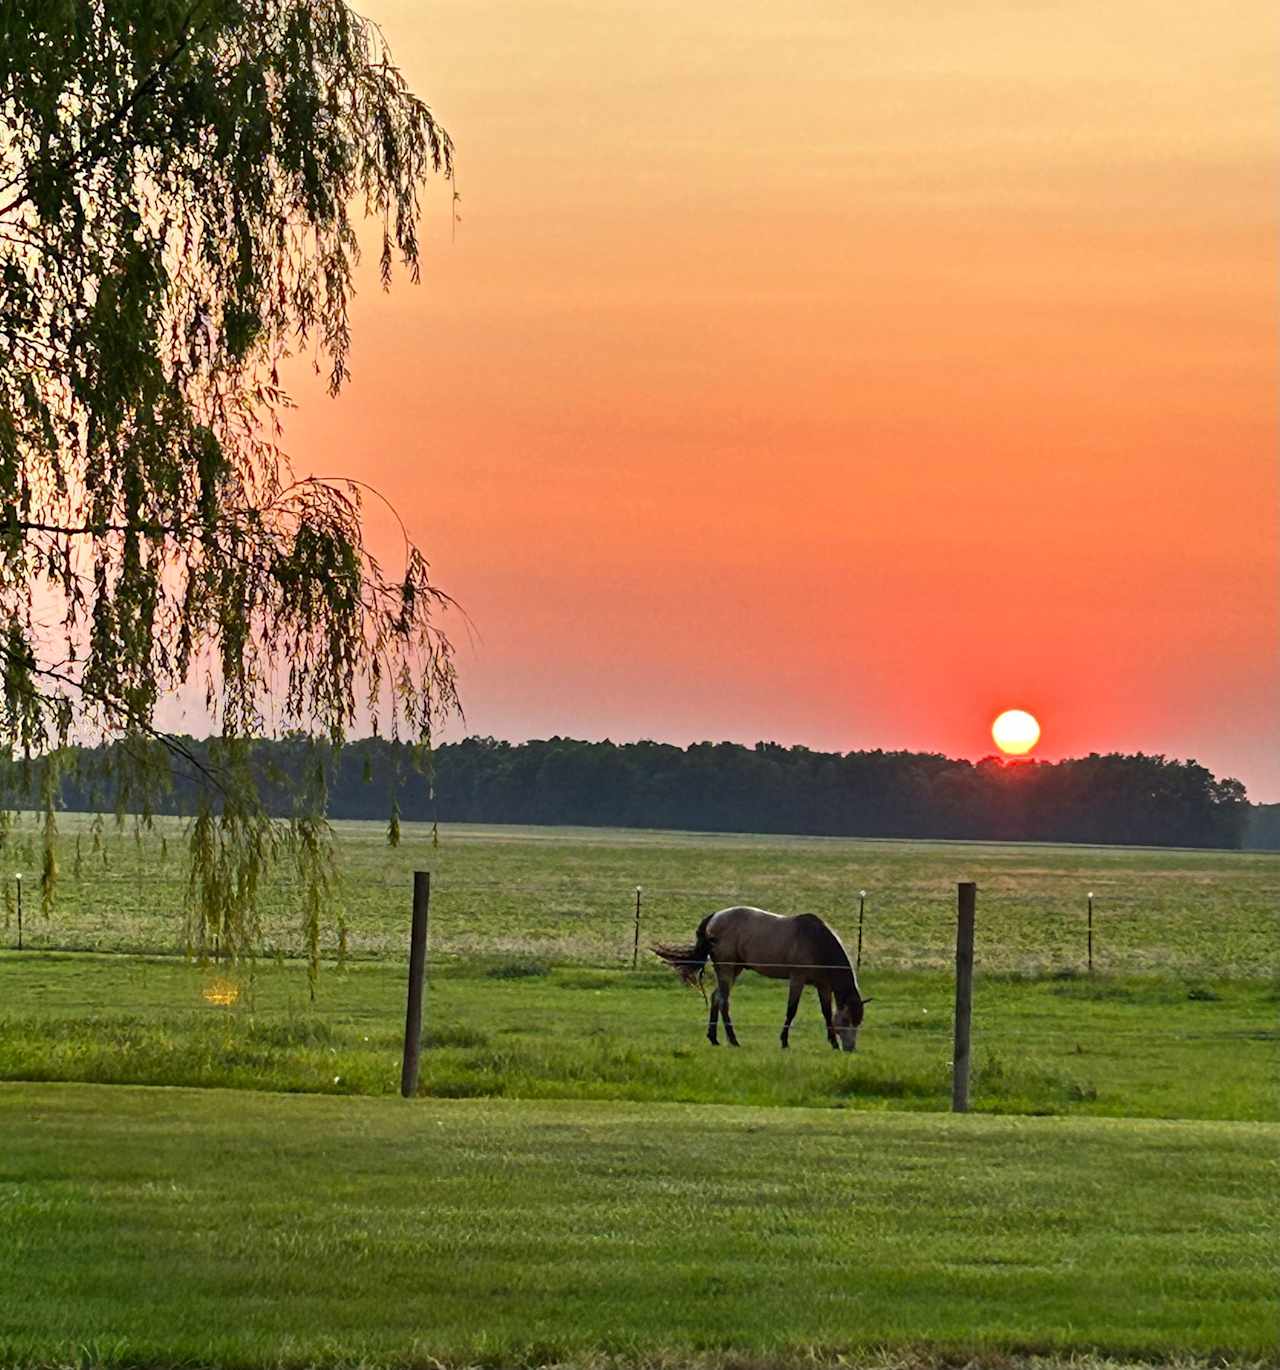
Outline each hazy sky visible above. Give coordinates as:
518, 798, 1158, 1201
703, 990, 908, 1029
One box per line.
276, 2, 1279, 798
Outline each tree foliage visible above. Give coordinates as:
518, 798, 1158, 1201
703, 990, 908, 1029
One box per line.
34, 736, 1255, 850
1, 0, 459, 974
358, 739, 1252, 847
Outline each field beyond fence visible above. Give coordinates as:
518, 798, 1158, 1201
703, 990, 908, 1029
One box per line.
1, 816, 1276, 1122
4, 815, 1278, 977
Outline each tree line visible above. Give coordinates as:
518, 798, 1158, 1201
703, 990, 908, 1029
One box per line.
22, 734, 1262, 850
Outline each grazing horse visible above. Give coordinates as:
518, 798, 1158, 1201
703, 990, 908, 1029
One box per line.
654, 906, 869, 1051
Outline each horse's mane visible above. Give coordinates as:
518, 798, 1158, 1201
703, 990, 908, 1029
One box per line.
793, 913, 858, 1003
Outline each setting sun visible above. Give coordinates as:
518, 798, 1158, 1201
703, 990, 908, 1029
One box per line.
992, 709, 1041, 756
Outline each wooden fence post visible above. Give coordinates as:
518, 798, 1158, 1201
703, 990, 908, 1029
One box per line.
952, 881, 976, 1113
400, 871, 431, 1099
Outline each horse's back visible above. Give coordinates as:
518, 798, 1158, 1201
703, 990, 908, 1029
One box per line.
706, 906, 844, 980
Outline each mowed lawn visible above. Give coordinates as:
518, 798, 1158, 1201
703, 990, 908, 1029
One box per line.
1, 1083, 1275, 1366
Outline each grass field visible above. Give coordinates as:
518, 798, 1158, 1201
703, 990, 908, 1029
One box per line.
4, 814, 1278, 977
1, 818, 1276, 1121
2, 1083, 1276, 1366
1, 821, 1276, 1368
1, 950, 1276, 1121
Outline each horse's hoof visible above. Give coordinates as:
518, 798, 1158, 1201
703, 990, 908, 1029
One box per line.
707, 1036, 719, 1046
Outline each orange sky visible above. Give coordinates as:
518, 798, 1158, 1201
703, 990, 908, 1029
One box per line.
276, 2, 1280, 798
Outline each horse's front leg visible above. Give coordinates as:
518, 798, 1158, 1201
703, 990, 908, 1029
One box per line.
780, 975, 805, 1049
817, 983, 839, 1050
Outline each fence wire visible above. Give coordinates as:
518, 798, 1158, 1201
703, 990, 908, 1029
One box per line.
2, 811, 1277, 980
4, 871, 1276, 980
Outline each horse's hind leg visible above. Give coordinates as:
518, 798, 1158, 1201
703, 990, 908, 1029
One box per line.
717, 970, 740, 1047
707, 987, 720, 1046
817, 983, 839, 1050
780, 975, 805, 1049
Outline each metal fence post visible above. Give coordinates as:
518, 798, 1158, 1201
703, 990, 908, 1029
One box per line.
952, 881, 976, 1113
856, 889, 866, 970
632, 886, 642, 969
1087, 891, 1094, 973
400, 871, 431, 1099
15, 873, 22, 951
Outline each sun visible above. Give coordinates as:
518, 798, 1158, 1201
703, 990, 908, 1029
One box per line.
992, 708, 1041, 756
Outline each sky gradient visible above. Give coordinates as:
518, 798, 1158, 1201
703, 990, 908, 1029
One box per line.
276, 2, 1279, 798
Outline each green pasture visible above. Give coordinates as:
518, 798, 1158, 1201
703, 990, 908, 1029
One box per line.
2, 1083, 1276, 1366
1, 952, 1275, 1120
1, 818, 1276, 1123
1, 821, 1276, 1369
3, 813, 1278, 977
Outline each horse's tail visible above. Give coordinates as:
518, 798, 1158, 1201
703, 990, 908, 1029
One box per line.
652, 913, 715, 988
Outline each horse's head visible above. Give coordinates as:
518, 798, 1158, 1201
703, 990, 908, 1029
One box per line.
832, 990, 870, 1052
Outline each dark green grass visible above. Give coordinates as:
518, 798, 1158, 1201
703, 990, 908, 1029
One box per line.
0, 1083, 1275, 1366
1, 951, 1275, 1120
4, 814, 1277, 975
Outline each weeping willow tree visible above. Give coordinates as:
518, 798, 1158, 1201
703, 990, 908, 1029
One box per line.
0, 0, 459, 979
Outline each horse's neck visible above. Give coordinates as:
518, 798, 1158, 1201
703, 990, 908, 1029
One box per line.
820, 942, 856, 999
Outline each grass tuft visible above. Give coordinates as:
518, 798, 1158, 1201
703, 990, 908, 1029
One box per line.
486, 958, 554, 979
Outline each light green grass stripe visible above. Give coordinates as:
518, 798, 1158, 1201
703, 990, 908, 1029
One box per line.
1, 1084, 1275, 1367
8, 814, 1278, 976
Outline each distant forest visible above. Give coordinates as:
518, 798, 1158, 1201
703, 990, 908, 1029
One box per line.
1247, 802, 1280, 850
19, 734, 1273, 850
